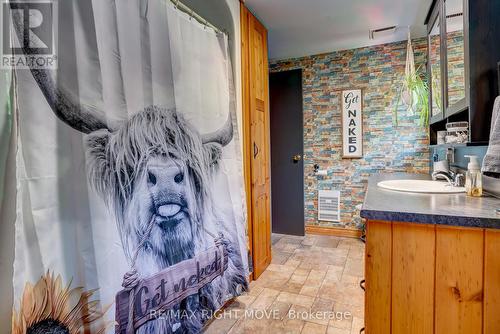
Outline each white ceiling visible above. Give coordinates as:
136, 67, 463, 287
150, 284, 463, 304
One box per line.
245, 0, 434, 60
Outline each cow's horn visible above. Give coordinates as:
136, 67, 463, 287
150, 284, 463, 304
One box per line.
201, 112, 233, 146
9, 7, 113, 134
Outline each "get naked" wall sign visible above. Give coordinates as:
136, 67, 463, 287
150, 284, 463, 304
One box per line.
341, 89, 363, 158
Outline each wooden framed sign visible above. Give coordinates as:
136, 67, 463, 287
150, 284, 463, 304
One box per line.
341, 89, 363, 158
115, 246, 228, 333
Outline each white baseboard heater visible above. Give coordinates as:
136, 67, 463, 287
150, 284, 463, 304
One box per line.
318, 190, 340, 222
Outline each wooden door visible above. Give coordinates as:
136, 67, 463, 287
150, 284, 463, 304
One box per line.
248, 10, 271, 278
241, 5, 271, 279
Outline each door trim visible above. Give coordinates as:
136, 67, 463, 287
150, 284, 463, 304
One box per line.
305, 226, 362, 238
240, 3, 254, 280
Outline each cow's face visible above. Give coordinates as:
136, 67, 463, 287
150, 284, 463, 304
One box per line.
125, 154, 199, 269
28, 101, 232, 275
83, 107, 231, 274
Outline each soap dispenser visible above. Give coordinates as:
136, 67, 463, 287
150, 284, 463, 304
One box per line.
465, 155, 482, 197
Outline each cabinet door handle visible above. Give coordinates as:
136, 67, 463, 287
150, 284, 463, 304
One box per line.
360, 279, 365, 291
360, 328, 365, 333
253, 142, 259, 159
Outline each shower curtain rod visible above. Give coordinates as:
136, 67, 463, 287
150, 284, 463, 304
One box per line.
169, 0, 224, 35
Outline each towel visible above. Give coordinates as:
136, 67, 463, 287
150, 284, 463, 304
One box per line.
482, 96, 500, 176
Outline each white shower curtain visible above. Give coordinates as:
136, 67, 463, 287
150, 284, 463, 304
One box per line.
8, 0, 248, 332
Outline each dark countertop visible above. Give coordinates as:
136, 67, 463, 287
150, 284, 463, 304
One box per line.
360, 173, 500, 229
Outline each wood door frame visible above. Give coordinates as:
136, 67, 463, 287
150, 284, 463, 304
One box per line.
240, 3, 254, 281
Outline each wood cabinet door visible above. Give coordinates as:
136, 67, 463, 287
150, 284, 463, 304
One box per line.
485, 230, 500, 334
435, 227, 484, 334
365, 221, 392, 334
366, 221, 500, 333
392, 223, 435, 334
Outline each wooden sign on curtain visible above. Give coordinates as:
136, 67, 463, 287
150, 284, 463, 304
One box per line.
115, 246, 228, 333
341, 89, 363, 158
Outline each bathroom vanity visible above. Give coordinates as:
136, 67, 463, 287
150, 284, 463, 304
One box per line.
361, 173, 500, 334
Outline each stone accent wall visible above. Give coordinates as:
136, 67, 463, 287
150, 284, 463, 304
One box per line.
269, 39, 431, 229
446, 30, 465, 105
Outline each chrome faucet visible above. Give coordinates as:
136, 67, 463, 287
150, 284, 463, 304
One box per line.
432, 170, 465, 187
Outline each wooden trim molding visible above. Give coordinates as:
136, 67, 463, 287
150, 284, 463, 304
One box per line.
305, 225, 362, 238
240, 2, 253, 281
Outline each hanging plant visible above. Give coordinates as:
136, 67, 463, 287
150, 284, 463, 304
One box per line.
394, 31, 430, 127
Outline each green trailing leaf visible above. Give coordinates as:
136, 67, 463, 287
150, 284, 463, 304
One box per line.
394, 64, 430, 127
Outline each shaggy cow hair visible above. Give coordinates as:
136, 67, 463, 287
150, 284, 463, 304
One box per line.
86, 106, 247, 333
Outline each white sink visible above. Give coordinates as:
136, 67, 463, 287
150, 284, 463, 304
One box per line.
377, 179, 466, 194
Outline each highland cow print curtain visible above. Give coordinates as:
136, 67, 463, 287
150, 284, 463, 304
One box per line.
8, 0, 248, 333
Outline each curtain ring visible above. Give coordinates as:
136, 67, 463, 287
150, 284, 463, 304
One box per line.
204, 19, 208, 30
189, 8, 193, 20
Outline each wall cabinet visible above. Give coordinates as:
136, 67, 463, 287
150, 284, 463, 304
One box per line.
427, 0, 500, 144
365, 220, 500, 333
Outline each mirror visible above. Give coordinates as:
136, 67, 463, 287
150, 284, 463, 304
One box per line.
445, 0, 465, 106
429, 16, 443, 117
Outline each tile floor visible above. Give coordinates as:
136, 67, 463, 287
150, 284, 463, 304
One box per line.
204, 233, 365, 334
